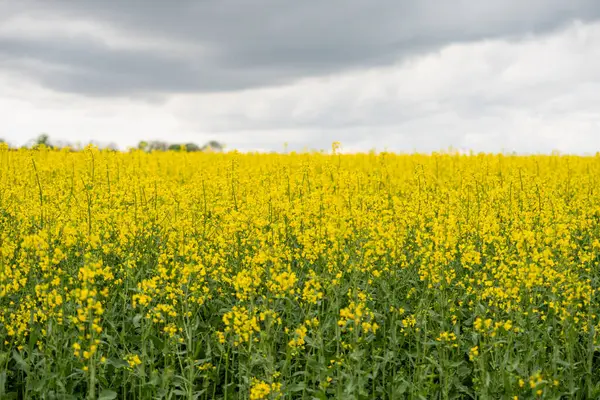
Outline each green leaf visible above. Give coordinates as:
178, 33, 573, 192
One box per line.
133, 314, 143, 328
288, 382, 307, 392
12, 350, 28, 372
148, 371, 161, 386
32, 378, 47, 392
98, 389, 118, 400
149, 335, 164, 350
27, 328, 40, 351
107, 358, 129, 369
394, 380, 409, 395
311, 392, 328, 400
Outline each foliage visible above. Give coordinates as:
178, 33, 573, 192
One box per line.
32, 134, 52, 149
140, 140, 224, 152
1, 147, 600, 399
0, 135, 223, 153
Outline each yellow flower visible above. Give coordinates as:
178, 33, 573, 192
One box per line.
249, 378, 281, 400
125, 354, 142, 368
469, 345, 479, 361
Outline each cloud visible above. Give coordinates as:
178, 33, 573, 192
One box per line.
160, 20, 600, 153
1, 0, 599, 96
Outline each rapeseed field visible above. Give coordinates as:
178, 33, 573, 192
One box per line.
1, 144, 600, 399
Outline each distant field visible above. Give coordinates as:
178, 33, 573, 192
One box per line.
1, 146, 600, 399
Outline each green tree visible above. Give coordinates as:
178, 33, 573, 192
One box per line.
32, 133, 53, 149
36, 134, 50, 146
202, 140, 224, 152
185, 143, 201, 152
147, 141, 169, 151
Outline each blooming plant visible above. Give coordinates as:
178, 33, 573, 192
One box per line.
0, 144, 599, 398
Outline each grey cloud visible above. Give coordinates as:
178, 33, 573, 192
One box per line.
0, 36, 300, 95
1, 0, 600, 96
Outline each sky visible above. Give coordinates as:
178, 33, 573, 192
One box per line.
1, 1, 600, 153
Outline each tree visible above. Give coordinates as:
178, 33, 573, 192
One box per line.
30, 133, 54, 149
167, 143, 201, 152
105, 142, 119, 151
147, 141, 169, 152
185, 143, 201, 152
209, 140, 224, 151
202, 140, 224, 152
139, 139, 225, 152
35, 134, 51, 147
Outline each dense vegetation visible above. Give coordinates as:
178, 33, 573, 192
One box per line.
0, 134, 224, 152
1, 145, 600, 399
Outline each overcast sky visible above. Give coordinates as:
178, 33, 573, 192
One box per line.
1, 1, 600, 153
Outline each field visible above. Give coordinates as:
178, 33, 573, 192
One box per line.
1, 145, 600, 399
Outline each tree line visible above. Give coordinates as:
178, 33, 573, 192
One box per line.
137, 140, 224, 152
0, 134, 225, 152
